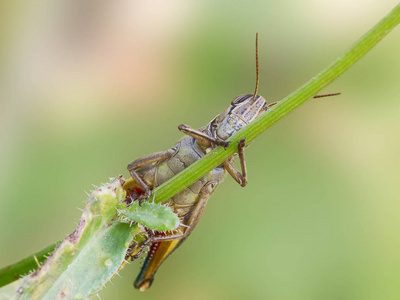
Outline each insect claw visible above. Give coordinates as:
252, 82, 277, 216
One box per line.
238, 138, 246, 147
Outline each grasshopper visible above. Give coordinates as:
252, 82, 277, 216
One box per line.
124, 34, 339, 291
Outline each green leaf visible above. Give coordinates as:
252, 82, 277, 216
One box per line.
121, 202, 180, 232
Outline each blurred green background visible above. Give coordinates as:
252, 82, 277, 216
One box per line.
1, 1, 400, 299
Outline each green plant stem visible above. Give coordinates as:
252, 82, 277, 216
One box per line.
151, 3, 400, 204
0, 243, 58, 288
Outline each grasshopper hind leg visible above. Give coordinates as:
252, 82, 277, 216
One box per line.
134, 181, 216, 291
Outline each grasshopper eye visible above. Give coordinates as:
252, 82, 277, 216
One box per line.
231, 94, 252, 105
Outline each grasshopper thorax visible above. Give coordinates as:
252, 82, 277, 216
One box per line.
210, 94, 267, 141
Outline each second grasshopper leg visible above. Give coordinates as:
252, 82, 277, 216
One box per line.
129, 171, 151, 203
223, 138, 248, 187
178, 124, 248, 187
127, 151, 173, 203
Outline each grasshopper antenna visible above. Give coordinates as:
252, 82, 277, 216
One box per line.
313, 93, 341, 98
265, 93, 341, 109
251, 33, 259, 101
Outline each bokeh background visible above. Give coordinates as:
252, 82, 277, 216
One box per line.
1, 1, 400, 299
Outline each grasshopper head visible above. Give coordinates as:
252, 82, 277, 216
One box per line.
211, 94, 267, 140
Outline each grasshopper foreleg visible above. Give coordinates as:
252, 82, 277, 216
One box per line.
178, 124, 229, 148
127, 151, 172, 203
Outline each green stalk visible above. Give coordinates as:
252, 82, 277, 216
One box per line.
0, 243, 58, 288
151, 3, 400, 204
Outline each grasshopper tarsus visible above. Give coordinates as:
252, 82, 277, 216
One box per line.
138, 190, 151, 206
137, 197, 144, 206
238, 138, 246, 147
131, 245, 146, 260
177, 124, 186, 131
217, 140, 231, 150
